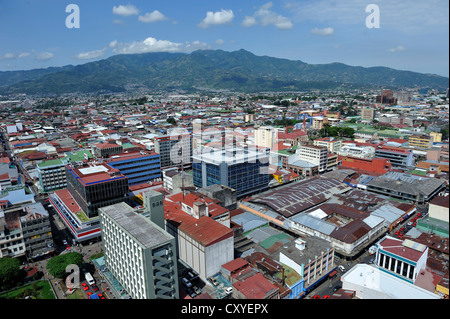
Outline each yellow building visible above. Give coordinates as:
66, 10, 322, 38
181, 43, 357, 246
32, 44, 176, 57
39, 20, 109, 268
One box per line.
430, 131, 442, 143
409, 135, 433, 149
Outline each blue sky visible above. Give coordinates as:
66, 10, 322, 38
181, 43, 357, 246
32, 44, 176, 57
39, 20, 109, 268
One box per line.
0, 0, 448, 77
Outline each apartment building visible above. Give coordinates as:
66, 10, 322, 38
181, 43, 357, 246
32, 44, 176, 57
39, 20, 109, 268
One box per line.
408, 135, 433, 150
99, 202, 179, 299
311, 116, 328, 130
0, 202, 53, 259
297, 145, 328, 172
313, 137, 342, 153
37, 159, 67, 192
153, 133, 192, 169
254, 126, 279, 149
361, 108, 375, 121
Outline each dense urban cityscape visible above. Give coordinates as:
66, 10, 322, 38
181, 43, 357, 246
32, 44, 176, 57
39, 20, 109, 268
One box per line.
0, 1, 449, 310
0, 87, 448, 302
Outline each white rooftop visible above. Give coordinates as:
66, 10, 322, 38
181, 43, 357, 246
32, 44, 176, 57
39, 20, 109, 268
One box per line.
341, 264, 440, 299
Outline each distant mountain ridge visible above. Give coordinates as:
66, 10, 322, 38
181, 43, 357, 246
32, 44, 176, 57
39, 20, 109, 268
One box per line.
0, 49, 448, 95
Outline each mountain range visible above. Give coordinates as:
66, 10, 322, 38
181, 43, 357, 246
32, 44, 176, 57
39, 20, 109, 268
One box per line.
0, 49, 448, 95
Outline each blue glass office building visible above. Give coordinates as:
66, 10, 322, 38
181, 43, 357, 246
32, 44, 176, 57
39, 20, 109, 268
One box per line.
107, 152, 161, 186
193, 147, 270, 198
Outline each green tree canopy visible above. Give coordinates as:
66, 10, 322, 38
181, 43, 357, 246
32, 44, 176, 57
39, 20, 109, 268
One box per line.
46, 252, 83, 279
0, 257, 23, 290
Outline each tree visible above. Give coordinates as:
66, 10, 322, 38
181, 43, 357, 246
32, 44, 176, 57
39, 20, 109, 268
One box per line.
167, 117, 177, 125
0, 257, 23, 290
46, 252, 83, 279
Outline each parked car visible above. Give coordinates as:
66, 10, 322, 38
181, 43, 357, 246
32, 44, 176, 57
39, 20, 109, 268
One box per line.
81, 283, 89, 291
98, 293, 105, 299
186, 288, 197, 298
208, 276, 218, 286
182, 277, 192, 288
91, 284, 99, 292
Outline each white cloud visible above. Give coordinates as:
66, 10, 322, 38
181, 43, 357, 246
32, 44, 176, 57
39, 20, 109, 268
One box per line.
0, 53, 16, 61
75, 48, 107, 60
138, 10, 168, 23
244, 2, 293, 30
215, 39, 224, 45
198, 9, 234, 28
109, 40, 118, 48
18, 52, 30, 58
112, 37, 209, 55
311, 27, 334, 36
241, 16, 257, 27
387, 46, 406, 53
35, 52, 54, 61
112, 4, 139, 17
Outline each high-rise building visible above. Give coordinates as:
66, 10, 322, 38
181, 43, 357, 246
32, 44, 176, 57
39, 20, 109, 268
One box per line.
99, 202, 179, 299
37, 159, 67, 193
192, 146, 270, 198
65, 162, 129, 218
49, 162, 129, 242
107, 151, 161, 186
153, 133, 192, 169
361, 108, 375, 121
297, 145, 328, 172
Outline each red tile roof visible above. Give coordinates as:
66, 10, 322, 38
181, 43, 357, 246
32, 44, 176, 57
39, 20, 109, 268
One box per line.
232, 272, 278, 299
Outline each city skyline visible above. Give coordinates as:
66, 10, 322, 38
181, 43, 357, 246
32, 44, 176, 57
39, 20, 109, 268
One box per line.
0, 0, 448, 77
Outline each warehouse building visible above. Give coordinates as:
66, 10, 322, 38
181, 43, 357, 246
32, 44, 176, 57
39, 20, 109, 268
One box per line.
366, 171, 446, 204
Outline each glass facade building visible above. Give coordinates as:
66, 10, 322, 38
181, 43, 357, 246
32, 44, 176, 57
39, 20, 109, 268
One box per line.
65, 163, 129, 218
193, 147, 270, 198
107, 152, 161, 186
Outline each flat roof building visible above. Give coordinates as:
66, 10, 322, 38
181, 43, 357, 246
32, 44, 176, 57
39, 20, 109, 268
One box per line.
99, 202, 179, 299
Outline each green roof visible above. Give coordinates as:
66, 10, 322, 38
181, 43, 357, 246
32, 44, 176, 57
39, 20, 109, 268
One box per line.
37, 159, 64, 168
65, 150, 93, 162
121, 143, 135, 149
275, 264, 302, 287
277, 146, 298, 156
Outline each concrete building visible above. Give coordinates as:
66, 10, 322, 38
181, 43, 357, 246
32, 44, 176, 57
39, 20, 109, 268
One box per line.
0, 209, 26, 258
153, 133, 192, 169
361, 108, 376, 121
311, 116, 328, 130
374, 236, 429, 284
254, 126, 279, 149
338, 143, 375, 159
313, 137, 342, 153
341, 263, 439, 299
374, 146, 414, 168
91, 143, 123, 158
409, 135, 434, 150
297, 145, 328, 173
164, 193, 234, 281
279, 236, 335, 292
99, 202, 179, 299
37, 159, 67, 192
0, 202, 53, 259
162, 168, 194, 194
428, 196, 449, 223
366, 171, 446, 204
